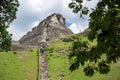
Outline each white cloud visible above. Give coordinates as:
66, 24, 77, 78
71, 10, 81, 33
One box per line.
29, 21, 40, 31
69, 23, 88, 34
69, 23, 80, 34
9, 0, 97, 40
26, 0, 44, 12
83, 0, 98, 9
7, 25, 26, 41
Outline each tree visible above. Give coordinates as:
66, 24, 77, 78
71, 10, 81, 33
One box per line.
68, 0, 120, 76
0, 0, 19, 51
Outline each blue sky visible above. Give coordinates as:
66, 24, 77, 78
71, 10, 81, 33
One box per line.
8, 0, 98, 41
66, 21, 72, 27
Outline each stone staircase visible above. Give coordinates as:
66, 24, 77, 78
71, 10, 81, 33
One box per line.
38, 53, 49, 80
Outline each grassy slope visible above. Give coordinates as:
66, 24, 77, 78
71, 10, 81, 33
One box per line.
0, 49, 38, 80
46, 37, 120, 80
0, 34, 120, 80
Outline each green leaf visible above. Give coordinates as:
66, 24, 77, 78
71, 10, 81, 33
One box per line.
83, 66, 94, 77
82, 7, 89, 15
98, 61, 110, 74
68, 2, 76, 9
75, 0, 83, 3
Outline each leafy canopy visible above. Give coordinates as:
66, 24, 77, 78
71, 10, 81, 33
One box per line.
69, 0, 120, 76
0, 0, 19, 51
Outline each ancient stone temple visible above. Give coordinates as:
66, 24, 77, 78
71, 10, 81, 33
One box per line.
18, 13, 73, 47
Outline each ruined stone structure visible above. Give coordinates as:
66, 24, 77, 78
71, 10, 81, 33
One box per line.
19, 13, 73, 47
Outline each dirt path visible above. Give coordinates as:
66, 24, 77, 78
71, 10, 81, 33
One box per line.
38, 53, 49, 80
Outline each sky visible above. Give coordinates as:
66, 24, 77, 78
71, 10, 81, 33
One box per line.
8, 0, 98, 41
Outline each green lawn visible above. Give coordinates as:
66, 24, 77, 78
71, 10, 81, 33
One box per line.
0, 49, 38, 80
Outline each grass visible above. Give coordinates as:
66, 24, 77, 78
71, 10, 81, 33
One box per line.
47, 51, 120, 80
0, 51, 24, 80
0, 35, 120, 80
0, 49, 38, 80
46, 37, 120, 80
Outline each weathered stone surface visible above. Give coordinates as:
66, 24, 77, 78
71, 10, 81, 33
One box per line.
11, 41, 26, 51
19, 13, 73, 48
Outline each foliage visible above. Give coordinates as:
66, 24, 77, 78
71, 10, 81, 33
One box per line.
69, 0, 120, 76
69, 38, 88, 71
0, 0, 19, 51
45, 38, 120, 80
